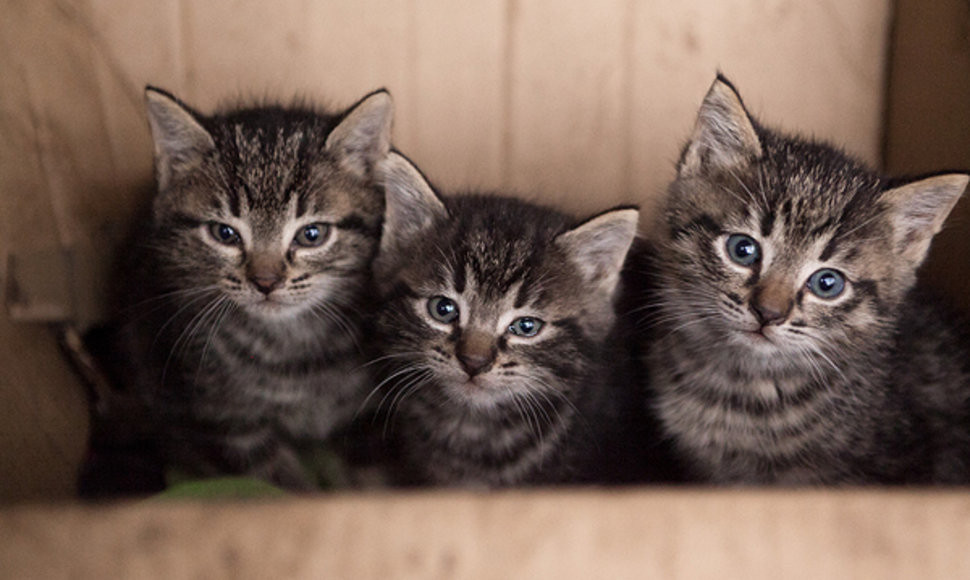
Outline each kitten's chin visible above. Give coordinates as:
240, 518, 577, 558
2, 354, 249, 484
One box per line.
444, 377, 514, 412
729, 328, 785, 356
241, 298, 311, 322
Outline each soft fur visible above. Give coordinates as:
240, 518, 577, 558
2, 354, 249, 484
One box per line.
638, 74, 970, 484
369, 152, 651, 487
99, 88, 393, 490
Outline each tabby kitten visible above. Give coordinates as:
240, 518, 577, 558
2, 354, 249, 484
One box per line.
640, 75, 970, 485
105, 88, 392, 490
370, 152, 645, 487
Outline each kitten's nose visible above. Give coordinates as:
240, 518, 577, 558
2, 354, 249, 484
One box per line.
247, 254, 286, 295
457, 331, 496, 377
250, 274, 284, 295
457, 352, 493, 376
751, 280, 792, 326
751, 301, 789, 326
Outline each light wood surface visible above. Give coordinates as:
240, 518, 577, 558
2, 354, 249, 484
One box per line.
4, 488, 970, 579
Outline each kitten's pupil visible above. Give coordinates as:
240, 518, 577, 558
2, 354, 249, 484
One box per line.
428, 296, 459, 323
210, 222, 241, 245
294, 223, 330, 247
509, 317, 543, 337
807, 268, 845, 298
727, 234, 759, 266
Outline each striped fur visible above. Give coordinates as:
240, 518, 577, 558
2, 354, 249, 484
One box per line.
104, 88, 392, 489
639, 75, 970, 485
370, 153, 644, 487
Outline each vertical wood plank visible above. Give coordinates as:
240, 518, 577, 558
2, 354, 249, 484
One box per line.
0, 0, 94, 499
181, 0, 414, 145
179, 0, 312, 107
885, 0, 970, 315
505, 0, 632, 216
630, 0, 893, 229
86, 0, 184, 196
302, 0, 413, 143
407, 0, 506, 192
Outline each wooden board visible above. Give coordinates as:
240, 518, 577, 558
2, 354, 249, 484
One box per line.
4, 489, 970, 579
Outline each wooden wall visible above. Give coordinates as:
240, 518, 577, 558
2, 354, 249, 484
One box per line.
885, 0, 970, 313
0, 0, 893, 501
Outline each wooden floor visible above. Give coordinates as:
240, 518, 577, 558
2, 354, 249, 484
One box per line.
4, 488, 970, 579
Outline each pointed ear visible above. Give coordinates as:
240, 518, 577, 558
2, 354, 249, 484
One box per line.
375, 152, 448, 262
145, 87, 215, 191
556, 207, 639, 296
882, 173, 968, 268
326, 89, 393, 178
679, 75, 762, 177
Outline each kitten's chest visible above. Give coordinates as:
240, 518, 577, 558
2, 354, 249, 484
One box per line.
184, 318, 369, 436
405, 395, 575, 486
649, 343, 858, 483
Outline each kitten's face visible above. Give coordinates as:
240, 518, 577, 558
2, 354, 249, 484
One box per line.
145, 89, 391, 322
373, 155, 637, 412
381, 226, 592, 410
663, 164, 892, 369
657, 77, 966, 371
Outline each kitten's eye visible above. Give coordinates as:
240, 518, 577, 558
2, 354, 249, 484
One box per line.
726, 234, 760, 266
807, 268, 846, 299
209, 222, 241, 246
508, 317, 544, 337
294, 223, 331, 247
427, 296, 459, 323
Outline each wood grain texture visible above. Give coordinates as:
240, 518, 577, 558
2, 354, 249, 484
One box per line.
407, 0, 506, 192
504, 0, 632, 214
629, 0, 893, 225
4, 489, 970, 579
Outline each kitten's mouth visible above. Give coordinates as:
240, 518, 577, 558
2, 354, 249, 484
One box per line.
744, 327, 775, 343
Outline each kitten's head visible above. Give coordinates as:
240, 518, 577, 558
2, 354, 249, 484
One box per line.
657, 75, 967, 368
372, 153, 638, 411
143, 88, 392, 322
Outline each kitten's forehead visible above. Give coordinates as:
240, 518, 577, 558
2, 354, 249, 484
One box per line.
714, 151, 884, 256
220, 124, 309, 210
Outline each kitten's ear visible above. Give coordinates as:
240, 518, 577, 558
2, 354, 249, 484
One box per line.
679, 75, 762, 177
882, 173, 968, 268
376, 152, 448, 260
556, 207, 640, 296
145, 87, 215, 191
326, 89, 393, 178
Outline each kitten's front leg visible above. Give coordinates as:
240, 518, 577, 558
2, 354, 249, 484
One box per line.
166, 424, 316, 492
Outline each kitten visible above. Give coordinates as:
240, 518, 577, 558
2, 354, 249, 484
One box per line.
368, 152, 648, 487
99, 87, 393, 490
639, 75, 970, 485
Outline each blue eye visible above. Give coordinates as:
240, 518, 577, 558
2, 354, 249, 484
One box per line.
427, 296, 459, 323
807, 268, 846, 299
294, 223, 331, 247
726, 234, 760, 266
508, 317, 544, 337
209, 222, 241, 245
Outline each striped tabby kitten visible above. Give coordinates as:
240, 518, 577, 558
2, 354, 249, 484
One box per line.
641, 75, 970, 484
106, 88, 392, 490
370, 153, 643, 487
